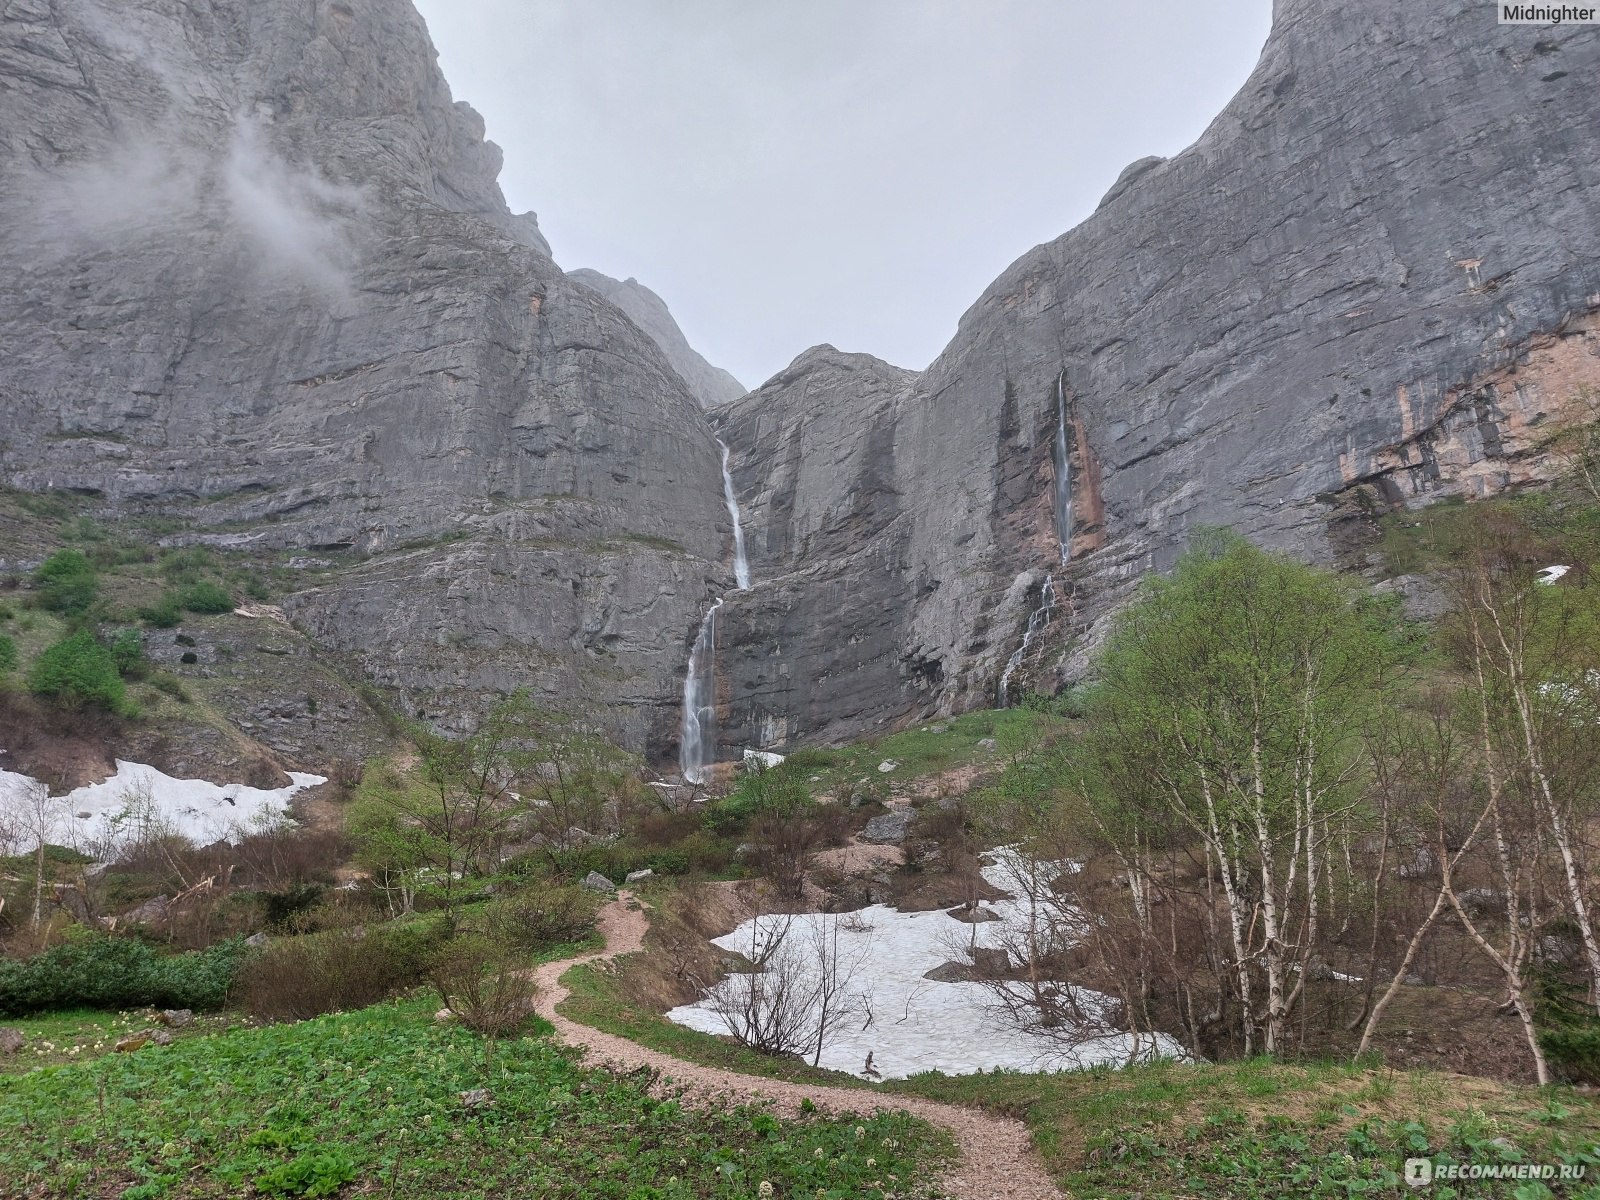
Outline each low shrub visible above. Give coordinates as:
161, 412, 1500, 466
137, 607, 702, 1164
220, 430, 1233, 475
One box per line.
427, 934, 535, 1037
236, 921, 444, 1022
0, 634, 15, 674
138, 593, 183, 629
180, 581, 234, 614
0, 932, 247, 1016
32, 549, 98, 615
109, 628, 146, 677
149, 671, 191, 702
26, 630, 129, 713
492, 885, 597, 954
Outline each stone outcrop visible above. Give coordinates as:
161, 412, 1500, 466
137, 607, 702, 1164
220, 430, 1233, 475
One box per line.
0, 0, 744, 755
568, 269, 747, 408
712, 0, 1600, 752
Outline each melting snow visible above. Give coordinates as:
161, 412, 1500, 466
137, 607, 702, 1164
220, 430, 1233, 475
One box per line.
1538, 565, 1572, 586
667, 850, 1185, 1080
0, 760, 324, 853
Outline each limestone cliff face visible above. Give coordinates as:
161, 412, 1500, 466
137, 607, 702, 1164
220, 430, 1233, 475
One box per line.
567, 270, 747, 408
4, 0, 1599, 772
0, 0, 741, 753
714, 0, 1600, 752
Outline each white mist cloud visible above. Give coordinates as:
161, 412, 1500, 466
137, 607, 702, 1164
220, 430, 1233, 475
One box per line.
221, 119, 366, 294
38, 134, 205, 244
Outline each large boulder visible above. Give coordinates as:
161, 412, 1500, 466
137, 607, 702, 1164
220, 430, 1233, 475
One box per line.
862, 810, 914, 845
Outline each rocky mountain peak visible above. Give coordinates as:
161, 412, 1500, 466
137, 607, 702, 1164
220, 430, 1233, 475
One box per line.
567, 268, 746, 407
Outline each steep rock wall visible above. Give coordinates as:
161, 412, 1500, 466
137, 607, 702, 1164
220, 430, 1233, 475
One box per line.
0, 0, 742, 753
716, 0, 1600, 750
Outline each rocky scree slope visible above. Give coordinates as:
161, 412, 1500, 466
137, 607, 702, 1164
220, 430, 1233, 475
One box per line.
710, 0, 1600, 754
0, 0, 749, 756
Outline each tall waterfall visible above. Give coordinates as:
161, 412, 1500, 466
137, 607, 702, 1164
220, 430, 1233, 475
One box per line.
679, 598, 722, 784
718, 439, 751, 590
678, 441, 753, 784
998, 575, 1056, 708
1053, 374, 1074, 563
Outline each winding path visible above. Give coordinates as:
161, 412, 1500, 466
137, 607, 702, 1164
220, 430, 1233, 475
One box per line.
531, 891, 1064, 1200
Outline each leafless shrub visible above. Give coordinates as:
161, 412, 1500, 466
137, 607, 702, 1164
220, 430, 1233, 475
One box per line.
428, 935, 536, 1038
704, 897, 874, 1066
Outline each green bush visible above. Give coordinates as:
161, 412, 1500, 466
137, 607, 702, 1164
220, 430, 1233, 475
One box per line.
180, 580, 235, 614
109, 628, 146, 677
32, 548, 98, 615
1538, 963, 1600, 1084
138, 593, 183, 628
26, 629, 128, 712
0, 933, 247, 1016
0, 634, 15, 674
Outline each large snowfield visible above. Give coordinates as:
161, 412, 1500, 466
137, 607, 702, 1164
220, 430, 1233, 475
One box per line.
667, 850, 1185, 1080
0, 760, 325, 856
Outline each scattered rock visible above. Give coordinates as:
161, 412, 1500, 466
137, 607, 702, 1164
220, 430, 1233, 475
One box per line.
862, 810, 914, 845
286, 556, 333, 570
925, 724, 948, 734
877, 760, 898, 773
149, 1029, 173, 1046
1304, 956, 1339, 982
581, 871, 617, 893
624, 868, 655, 884
458, 1088, 494, 1109
245, 932, 268, 947
434, 1008, 456, 1023
946, 905, 1000, 924
1457, 887, 1506, 915
124, 895, 170, 925
0, 1028, 23, 1055
923, 961, 975, 984
971, 947, 1012, 976
157, 1009, 195, 1028
977, 738, 998, 751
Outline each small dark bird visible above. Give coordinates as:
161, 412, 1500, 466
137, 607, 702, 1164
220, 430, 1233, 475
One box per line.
861, 1051, 882, 1080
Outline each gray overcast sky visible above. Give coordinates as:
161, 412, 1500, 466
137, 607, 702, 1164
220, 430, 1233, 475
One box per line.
411, 1, 1274, 390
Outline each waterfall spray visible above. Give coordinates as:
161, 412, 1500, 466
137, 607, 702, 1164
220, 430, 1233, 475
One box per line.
998, 575, 1056, 707
679, 598, 722, 784
718, 439, 751, 590
1053, 374, 1074, 564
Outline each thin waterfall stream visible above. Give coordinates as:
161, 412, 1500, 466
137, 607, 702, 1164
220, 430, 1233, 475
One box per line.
720, 439, 751, 589
678, 438, 752, 783
998, 376, 1073, 706
1053, 374, 1074, 565
998, 575, 1056, 708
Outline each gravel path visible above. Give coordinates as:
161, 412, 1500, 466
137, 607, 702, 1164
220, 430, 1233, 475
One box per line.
532, 891, 1064, 1200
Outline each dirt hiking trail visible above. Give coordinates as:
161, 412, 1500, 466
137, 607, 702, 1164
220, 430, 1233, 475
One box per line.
531, 890, 1063, 1200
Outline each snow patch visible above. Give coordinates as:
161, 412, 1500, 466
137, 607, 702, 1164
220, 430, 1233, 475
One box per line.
667, 850, 1184, 1079
1538, 565, 1572, 586
0, 761, 324, 853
